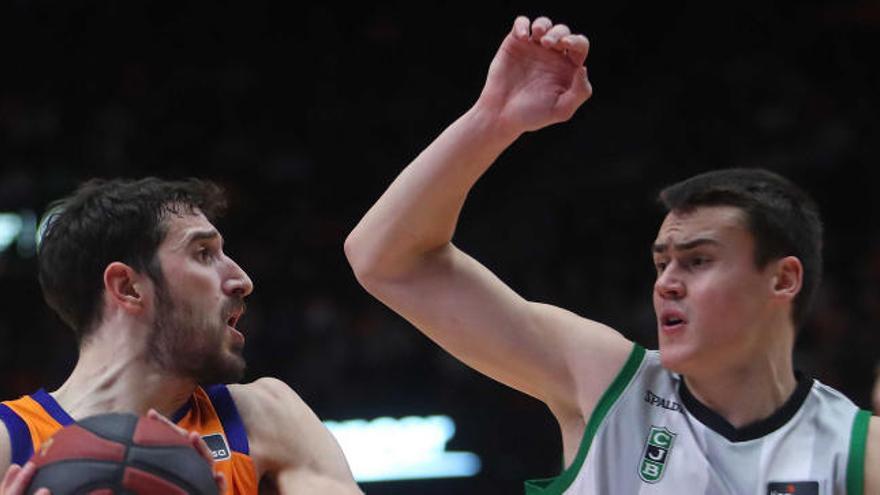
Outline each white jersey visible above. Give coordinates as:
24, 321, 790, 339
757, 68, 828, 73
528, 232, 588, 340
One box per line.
525, 345, 871, 495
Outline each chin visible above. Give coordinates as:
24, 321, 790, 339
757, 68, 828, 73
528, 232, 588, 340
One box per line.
191, 351, 247, 385
220, 353, 247, 383
657, 343, 697, 375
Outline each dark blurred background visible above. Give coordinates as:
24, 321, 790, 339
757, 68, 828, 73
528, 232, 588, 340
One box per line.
1, 0, 878, 493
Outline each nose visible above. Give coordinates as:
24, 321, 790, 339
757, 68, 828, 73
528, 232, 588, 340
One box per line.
654, 266, 685, 300
223, 257, 254, 298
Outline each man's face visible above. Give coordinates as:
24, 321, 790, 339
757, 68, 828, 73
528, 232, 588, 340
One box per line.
149, 210, 254, 384
652, 206, 777, 376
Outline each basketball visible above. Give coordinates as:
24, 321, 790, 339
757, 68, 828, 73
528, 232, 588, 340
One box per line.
25, 412, 218, 495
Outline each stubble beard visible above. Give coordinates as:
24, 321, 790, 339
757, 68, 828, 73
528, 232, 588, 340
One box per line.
149, 285, 246, 385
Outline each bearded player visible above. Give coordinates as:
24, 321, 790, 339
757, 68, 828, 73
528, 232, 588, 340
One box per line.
1, 178, 363, 494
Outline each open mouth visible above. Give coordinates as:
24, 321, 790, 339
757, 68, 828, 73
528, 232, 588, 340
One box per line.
225, 307, 246, 347
226, 305, 245, 329
659, 310, 687, 330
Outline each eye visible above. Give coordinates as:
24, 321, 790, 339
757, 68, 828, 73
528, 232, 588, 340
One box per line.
654, 260, 668, 274
688, 256, 710, 268
197, 246, 215, 262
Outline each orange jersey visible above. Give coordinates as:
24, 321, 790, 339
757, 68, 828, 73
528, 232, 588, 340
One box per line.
0, 385, 257, 495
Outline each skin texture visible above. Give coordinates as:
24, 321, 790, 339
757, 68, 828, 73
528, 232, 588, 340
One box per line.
345, 15, 879, 492
345, 14, 630, 467
1, 210, 361, 495
652, 206, 800, 425
867, 417, 880, 495
873, 367, 880, 415
149, 211, 250, 384
653, 207, 780, 375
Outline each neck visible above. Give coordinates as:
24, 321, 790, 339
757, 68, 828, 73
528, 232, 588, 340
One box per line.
51, 318, 196, 420
683, 348, 797, 429
673, 308, 800, 428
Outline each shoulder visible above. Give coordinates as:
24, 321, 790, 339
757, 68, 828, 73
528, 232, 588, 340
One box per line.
526, 303, 634, 411
865, 416, 879, 495
228, 377, 309, 417
227, 378, 360, 492
226, 378, 320, 462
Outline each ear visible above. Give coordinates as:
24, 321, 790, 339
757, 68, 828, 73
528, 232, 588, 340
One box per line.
103, 262, 149, 314
770, 256, 803, 302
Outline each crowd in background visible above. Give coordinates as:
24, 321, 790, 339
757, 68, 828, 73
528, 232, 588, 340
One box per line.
1, 1, 877, 492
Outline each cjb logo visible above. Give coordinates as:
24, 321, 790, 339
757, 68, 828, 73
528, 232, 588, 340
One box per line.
639, 425, 676, 483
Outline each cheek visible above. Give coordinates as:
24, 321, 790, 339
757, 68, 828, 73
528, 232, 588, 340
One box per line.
691, 271, 767, 330
689, 269, 742, 314
693, 285, 736, 323
168, 273, 222, 304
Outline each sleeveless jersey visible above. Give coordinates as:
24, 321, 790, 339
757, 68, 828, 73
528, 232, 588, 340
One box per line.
0, 385, 257, 495
525, 345, 872, 495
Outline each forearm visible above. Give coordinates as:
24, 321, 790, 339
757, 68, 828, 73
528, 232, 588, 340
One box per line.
345, 104, 519, 281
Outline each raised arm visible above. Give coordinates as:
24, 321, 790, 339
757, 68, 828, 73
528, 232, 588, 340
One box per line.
231, 379, 362, 495
345, 16, 632, 425
0, 423, 9, 481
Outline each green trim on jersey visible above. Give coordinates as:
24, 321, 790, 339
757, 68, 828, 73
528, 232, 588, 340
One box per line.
524, 344, 646, 495
846, 409, 870, 495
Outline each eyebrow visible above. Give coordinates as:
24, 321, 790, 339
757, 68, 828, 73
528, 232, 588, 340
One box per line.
652, 237, 720, 254
182, 229, 223, 247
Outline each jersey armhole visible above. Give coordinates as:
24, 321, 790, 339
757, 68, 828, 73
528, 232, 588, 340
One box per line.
846, 409, 871, 495
205, 384, 251, 456
0, 404, 34, 466
524, 343, 647, 495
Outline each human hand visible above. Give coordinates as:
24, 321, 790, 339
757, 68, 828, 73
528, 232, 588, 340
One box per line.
476, 16, 592, 136
0, 462, 49, 495
146, 409, 227, 494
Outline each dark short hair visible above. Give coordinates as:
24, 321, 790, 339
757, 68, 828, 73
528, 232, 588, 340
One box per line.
658, 168, 823, 329
38, 178, 227, 342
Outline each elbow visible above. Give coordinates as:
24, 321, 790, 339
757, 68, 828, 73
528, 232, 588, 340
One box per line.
342, 230, 359, 270
343, 229, 367, 276
343, 229, 384, 291
345, 225, 447, 294
344, 228, 430, 297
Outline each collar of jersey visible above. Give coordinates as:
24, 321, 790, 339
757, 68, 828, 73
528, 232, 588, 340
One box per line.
678, 371, 813, 442
32, 389, 75, 426
32, 388, 193, 425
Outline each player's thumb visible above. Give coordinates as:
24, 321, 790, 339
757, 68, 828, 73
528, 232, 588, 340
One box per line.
557, 66, 592, 120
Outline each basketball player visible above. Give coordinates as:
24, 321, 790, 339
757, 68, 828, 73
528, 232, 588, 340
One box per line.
345, 15, 879, 493
0, 178, 362, 494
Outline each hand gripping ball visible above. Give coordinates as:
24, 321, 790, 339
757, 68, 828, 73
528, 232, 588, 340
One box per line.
26, 412, 218, 495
